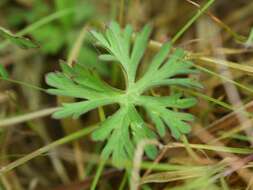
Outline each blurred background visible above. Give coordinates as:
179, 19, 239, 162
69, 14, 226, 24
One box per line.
1, 0, 253, 190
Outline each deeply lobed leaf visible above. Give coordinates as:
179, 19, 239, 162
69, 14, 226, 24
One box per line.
46, 21, 201, 167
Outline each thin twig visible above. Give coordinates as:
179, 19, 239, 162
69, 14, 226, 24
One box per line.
0, 107, 59, 128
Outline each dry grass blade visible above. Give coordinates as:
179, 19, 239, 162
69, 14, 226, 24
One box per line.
141, 170, 203, 184
195, 56, 253, 75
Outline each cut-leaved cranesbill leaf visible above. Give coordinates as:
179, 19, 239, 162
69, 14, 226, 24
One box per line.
0, 27, 39, 49
46, 21, 201, 167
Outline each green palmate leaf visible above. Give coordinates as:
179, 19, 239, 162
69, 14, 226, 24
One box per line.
46, 21, 201, 167
0, 64, 8, 79
0, 27, 39, 49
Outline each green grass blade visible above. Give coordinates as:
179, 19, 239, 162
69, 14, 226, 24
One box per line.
0, 125, 97, 174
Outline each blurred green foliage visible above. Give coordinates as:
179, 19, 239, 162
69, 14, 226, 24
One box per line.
0, 26, 38, 49
0, 0, 110, 76
0, 64, 8, 79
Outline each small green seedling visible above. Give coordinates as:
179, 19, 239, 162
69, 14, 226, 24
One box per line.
46, 21, 201, 167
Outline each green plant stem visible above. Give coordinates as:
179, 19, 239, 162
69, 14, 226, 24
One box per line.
1, 140, 249, 175
177, 87, 233, 110
0, 125, 97, 174
90, 159, 106, 190
119, 0, 125, 26
0, 8, 76, 50
220, 177, 229, 190
195, 65, 253, 94
98, 106, 106, 121
90, 102, 106, 189
119, 171, 128, 190
0, 77, 45, 92
171, 0, 215, 43
164, 142, 253, 154
181, 135, 200, 162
